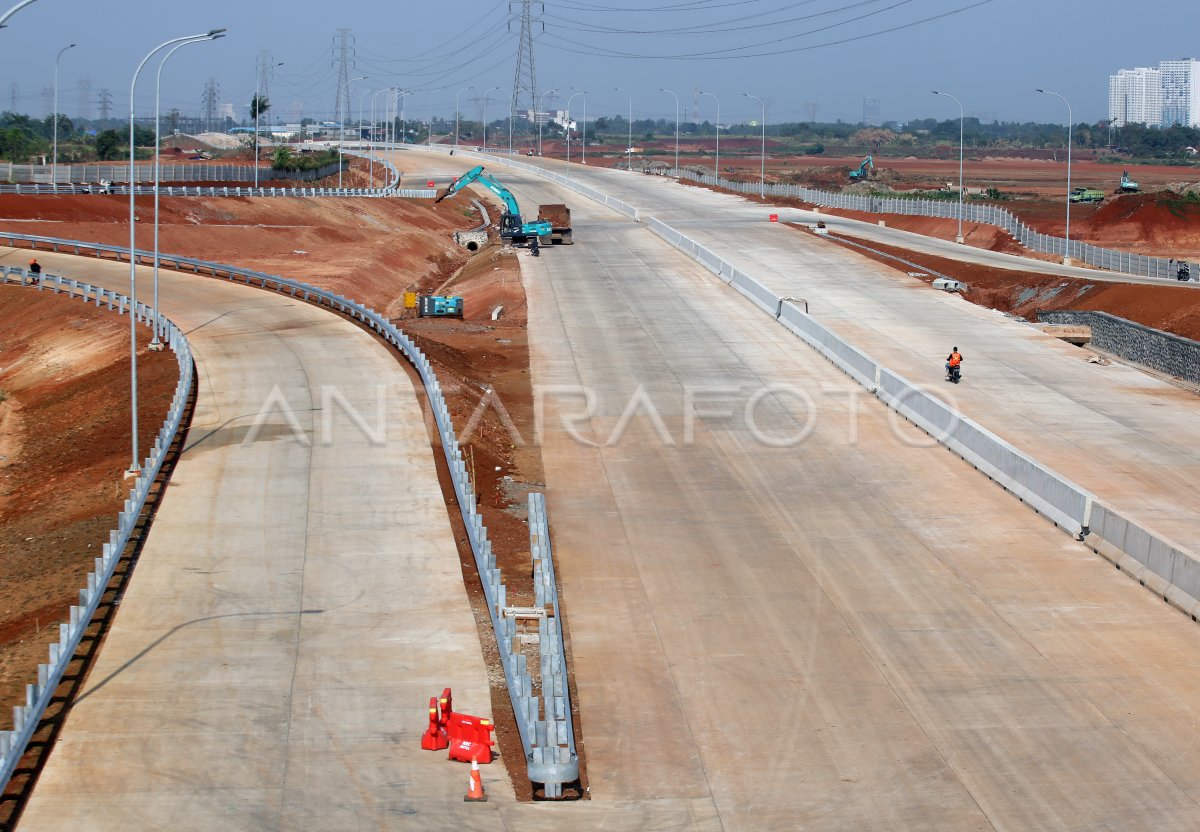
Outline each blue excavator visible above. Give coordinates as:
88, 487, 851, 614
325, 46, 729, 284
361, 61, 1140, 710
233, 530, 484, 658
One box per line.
435, 165, 552, 246
849, 155, 874, 181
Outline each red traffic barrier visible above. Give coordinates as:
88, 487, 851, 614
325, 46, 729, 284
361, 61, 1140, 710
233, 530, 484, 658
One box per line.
420, 696, 448, 750
449, 737, 493, 765
427, 179, 436, 188
769, 213, 779, 222
438, 688, 453, 730
447, 712, 495, 764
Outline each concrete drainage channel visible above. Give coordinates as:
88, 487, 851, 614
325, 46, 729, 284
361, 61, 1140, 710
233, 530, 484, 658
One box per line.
422, 145, 1200, 622
0, 233, 581, 800
0, 268, 194, 795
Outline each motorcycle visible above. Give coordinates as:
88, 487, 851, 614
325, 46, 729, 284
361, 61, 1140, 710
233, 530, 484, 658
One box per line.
946, 364, 961, 384
1178, 264, 1191, 282
529, 238, 540, 257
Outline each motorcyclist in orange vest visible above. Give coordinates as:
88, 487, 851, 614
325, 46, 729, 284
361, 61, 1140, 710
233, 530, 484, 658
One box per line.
946, 347, 963, 377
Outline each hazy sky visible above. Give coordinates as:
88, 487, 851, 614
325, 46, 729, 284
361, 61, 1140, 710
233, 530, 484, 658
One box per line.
2, 0, 1196, 127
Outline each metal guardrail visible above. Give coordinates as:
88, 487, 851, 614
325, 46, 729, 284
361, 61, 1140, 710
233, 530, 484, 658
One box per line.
0, 267, 194, 793
0, 182, 436, 198
526, 493, 578, 795
0, 152, 424, 199
0, 231, 578, 795
668, 168, 1196, 281
0, 161, 346, 184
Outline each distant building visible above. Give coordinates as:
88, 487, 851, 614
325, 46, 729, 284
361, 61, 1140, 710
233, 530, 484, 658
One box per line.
1108, 67, 1162, 127
1159, 59, 1200, 127
1108, 59, 1199, 128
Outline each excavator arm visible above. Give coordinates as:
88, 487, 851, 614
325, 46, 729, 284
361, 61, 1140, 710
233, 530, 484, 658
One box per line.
435, 165, 522, 215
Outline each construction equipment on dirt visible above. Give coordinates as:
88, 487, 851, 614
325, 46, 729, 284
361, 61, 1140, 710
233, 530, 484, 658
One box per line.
435, 165, 552, 246
849, 155, 874, 181
417, 295, 464, 318
1069, 187, 1106, 204
536, 203, 573, 244
1119, 171, 1139, 193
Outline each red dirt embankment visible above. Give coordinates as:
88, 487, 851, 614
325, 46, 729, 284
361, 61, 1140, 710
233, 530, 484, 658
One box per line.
817, 229, 1200, 341
0, 288, 175, 717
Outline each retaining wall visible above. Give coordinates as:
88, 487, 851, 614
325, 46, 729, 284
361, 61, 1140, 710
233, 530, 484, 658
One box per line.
1039, 310, 1200, 386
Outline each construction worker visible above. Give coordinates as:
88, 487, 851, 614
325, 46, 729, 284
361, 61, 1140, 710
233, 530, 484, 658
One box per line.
28, 258, 41, 283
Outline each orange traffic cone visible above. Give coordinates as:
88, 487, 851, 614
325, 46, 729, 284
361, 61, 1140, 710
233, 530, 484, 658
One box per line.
464, 758, 487, 802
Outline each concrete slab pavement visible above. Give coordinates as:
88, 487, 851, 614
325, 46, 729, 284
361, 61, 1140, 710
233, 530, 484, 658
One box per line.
387, 148, 1200, 829
1, 250, 506, 829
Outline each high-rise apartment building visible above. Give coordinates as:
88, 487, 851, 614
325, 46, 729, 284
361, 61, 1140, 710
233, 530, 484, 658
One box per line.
1159, 59, 1200, 127
1109, 59, 1200, 127
1108, 67, 1162, 126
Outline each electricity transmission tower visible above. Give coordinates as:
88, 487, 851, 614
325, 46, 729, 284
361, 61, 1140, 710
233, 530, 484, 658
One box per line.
41, 86, 52, 118
509, 1, 541, 121
9, 83, 17, 112
97, 88, 113, 123
202, 78, 219, 132
333, 29, 352, 128
804, 100, 819, 123
77, 77, 91, 120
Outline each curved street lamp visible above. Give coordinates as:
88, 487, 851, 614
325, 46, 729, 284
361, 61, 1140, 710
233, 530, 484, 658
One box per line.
614, 87, 632, 171
742, 92, 766, 197
933, 90, 966, 244
537, 88, 558, 156
52, 42, 76, 191
150, 31, 225, 350
455, 85, 474, 152
698, 89, 720, 181
127, 28, 226, 475
482, 86, 502, 149
340, 75, 367, 190
659, 87, 679, 172
1037, 88, 1074, 264
565, 90, 586, 165
0, 0, 40, 28
253, 59, 283, 188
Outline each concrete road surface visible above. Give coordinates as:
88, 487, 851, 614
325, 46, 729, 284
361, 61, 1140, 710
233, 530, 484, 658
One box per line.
407, 151, 1200, 552
0, 250, 506, 829
390, 148, 1200, 829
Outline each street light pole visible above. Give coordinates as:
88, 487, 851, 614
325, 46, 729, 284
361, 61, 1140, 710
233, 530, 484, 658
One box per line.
340, 75, 366, 190
371, 88, 387, 179
455, 85, 474, 152
565, 90, 585, 165
660, 87, 679, 173
253, 58, 283, 189
127, 29, 225, 476
1037, 88, 1074, 264
537, 88, 558, 156
51, 42, 75, 191
482, 86, 501, 149
933, 90, 966, 244
358, 87, 375, 184
151, 32, 224, 351
614, 87, 632, 171
0, 0, 40, 28
742, 93, 766, 197
698, 89, 720, 181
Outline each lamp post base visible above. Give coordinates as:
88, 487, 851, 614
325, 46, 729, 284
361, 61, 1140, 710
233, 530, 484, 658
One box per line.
124, 465, 141, 479
1062, 256, 1073, 266
955, 234, 965, 244
148, 340, 165, 352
